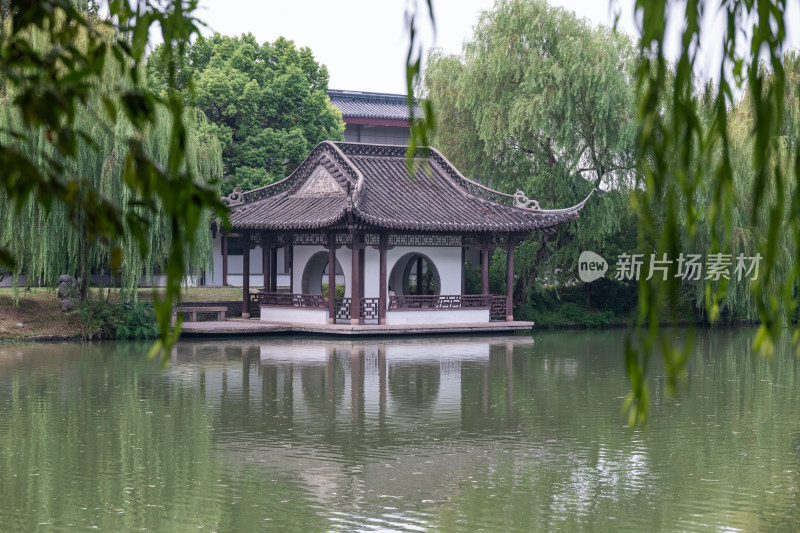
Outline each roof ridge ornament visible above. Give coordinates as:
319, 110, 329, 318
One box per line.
513, 190, 540, 210
222, 187, 244, 207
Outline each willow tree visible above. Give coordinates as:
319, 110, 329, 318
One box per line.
659, 62, 799, 324
0, 5, 223, 306
424, 0, 638, 302
624, 0, 800, 424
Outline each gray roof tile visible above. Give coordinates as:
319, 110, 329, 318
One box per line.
224, 142, 594, 234
328, 90, 421, 121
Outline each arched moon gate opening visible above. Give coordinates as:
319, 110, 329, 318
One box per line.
301, 251, 344, 295
389, 252, 441, 296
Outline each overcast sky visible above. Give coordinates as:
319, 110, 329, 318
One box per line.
189, 0, 800, 95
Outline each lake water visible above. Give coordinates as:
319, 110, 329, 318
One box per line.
1, 329, 799, 532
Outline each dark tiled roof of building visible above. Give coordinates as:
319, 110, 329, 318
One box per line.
328, 90, 421, 122
224, 142, 594, 233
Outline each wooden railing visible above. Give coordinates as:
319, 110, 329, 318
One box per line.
255, 292, 505, 322
256, 292, 327, 309
388, 294, 492, 310
490, 296, 507, 321
360, 298, 380, 322
334, 297, 351, 321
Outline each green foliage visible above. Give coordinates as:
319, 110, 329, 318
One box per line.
629, 0, 800, 425
321, 282, 345, 299
424, 0, 638, 301
517, 278, 637, 329
79, 299, 117, 340
147, 33, 345, 194
0, 1, 230, 360
79, 297, 157, 340
464, 260, 481, 294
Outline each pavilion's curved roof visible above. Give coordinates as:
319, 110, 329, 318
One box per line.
224, 142, 594, 233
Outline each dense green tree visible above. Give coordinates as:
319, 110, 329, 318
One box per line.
147, 34, 345, 194
424, 0, 638, 303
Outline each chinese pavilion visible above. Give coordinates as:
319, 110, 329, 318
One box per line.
215, 141, 593, 326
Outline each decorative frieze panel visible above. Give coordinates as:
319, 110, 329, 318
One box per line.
291, 233, 329, 247
388, 234, 465, 248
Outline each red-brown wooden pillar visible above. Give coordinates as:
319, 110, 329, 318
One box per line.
379, 233, 387, 324
222, 234, 228, 286
270, 246, 278, 292
262, 233, 271, 290
288, 244, 294, 293
416, 256, 423, 294
505, 240, 514, 321
481, 235, 489, 294
328, 232, 336, 323
351, 231, 361, 325
461, 246, 466, 295
242, 232, 251, 319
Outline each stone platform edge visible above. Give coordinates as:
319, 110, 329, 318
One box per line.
179, 319, 534, 337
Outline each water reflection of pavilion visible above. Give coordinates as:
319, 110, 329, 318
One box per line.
168, 336, 534, 522
170, 336, 531, 424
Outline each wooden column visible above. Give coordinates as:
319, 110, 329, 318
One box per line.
222, 234, 228, 286
270, 246, 278, 292
328, 232, 336, 323
461, 246, 466, 295
261, 232, 272, 292
379, 233, 387, 324
288, 245, 294, 293
242, 232, 251, 319
416, 256, 423, 294
359, 247, 365, 308
481, 235, 489, 294
505, 240, 514, 322
350, 231, 361, 325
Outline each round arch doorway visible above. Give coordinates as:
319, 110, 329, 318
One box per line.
301, 251, 345, 295
389, 252, 441, 296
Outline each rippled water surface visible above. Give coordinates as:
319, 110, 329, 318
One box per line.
1, 329, 799, 531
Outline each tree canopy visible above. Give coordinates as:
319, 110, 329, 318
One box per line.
424, 0, 638, 299
421, 0, 800, 423
147, 33, 345, 194
0, 0, 228, 356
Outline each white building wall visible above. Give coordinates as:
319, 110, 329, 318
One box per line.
386, 308, 489, 325
293, 245, 354, 297
385, 246, 463, 297
208, 233, 288, 287
213, 240, 465, 296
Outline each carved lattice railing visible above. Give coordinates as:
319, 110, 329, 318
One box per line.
360, 298, 380, 323
334, 297, 351, 321
490, 296, 507, 321
256, 292, 327, 309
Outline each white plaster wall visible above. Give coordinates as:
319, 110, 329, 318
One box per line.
385, 246, 463, 298
216, 242, 465, 296
293, 245, 354, 297
260, 307, 329, 324
386, 308, 489, 325
209, 233, 288, 287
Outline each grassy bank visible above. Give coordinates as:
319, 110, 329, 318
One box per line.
0, 287, 245, 340
0, 288, 81, 340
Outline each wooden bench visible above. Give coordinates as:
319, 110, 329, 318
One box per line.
172, 306, 227, 324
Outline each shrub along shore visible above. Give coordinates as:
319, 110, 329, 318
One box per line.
0, 282, 764, 343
